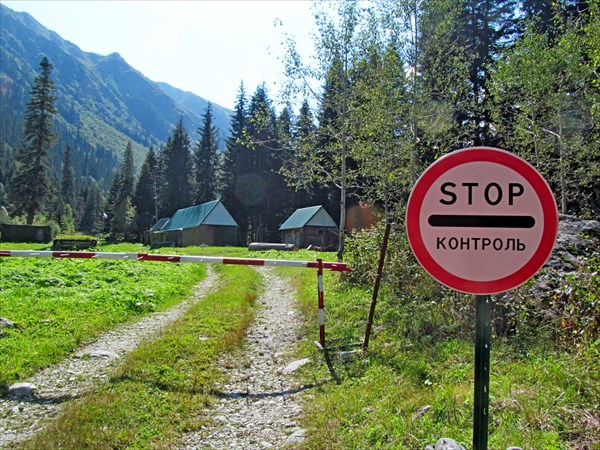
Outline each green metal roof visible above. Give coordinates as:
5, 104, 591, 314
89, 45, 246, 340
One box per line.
161, 200, 224, 231
150, 217, 170, 232
279, 205, 337, 231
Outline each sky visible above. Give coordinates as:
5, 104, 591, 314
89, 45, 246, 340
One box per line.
1, 0, 317, 110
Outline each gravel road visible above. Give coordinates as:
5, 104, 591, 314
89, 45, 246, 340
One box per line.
1, 266, 310, 449
176, 267, 308, 449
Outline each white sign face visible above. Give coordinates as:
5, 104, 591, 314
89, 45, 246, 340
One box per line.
406, 147, 558, 294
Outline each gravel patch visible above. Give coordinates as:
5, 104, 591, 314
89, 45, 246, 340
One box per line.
0, 267, 219, 448
176, 267, 309, 450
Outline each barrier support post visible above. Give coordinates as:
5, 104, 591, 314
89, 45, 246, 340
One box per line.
363, 222, 392, 351
317, 258, 326, 348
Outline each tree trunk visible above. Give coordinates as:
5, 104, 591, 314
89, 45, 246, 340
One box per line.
338, 150, 347, 262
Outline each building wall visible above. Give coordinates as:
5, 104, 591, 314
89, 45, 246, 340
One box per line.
181, 225, 238, 247
0, 224, 54, 243
148, 229, 182, 247
282, 227, 337, 250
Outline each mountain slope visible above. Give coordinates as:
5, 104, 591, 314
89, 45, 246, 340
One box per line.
157, 82, 231, 145
0, 3, 231, 193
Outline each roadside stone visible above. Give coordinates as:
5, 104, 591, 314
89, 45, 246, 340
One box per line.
545, 215, 600, 272
425, 438, 466, 450
338, 350, 359, 361
89, 350, 120, 359
6, 383, 36, 399
282, 358, 310, 374
285, 428, 307, 444
413, 404, 431, 420
0, 317, 16, 328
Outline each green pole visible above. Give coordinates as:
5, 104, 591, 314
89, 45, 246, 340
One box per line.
473, 294, 491, 450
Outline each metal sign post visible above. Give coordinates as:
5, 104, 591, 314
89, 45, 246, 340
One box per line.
473, 295, 491, 450
405, 147, 559, 449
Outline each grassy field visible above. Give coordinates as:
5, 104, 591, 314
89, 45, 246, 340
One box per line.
0, 242, 208, 393
2, 241, 598, 448
0, 242, 331, 394
288, 267, 599, 449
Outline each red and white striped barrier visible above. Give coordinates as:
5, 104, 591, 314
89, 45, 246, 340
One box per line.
0, 250, 352, 348
0, 250, 351, 273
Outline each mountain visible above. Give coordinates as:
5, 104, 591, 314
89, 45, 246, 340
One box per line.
156, 82, 231, 140
0, 3, 232, 195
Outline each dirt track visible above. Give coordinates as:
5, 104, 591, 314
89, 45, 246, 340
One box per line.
1, 267, 309, 449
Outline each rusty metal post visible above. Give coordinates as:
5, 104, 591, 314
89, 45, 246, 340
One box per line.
363, 222, 392, 351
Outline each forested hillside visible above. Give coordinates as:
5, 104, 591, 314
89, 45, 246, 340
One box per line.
0, 3, 231, 200
0, 0, 597, 249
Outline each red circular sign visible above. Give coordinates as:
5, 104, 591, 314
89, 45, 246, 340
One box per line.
406, 147, 558, 294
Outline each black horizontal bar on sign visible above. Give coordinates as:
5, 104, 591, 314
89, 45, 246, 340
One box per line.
428, 215, 535, 229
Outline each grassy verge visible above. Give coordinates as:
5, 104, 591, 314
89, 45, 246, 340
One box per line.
19, 264, 261, 449
287, 270, 599, 449
0, 243, 210, 392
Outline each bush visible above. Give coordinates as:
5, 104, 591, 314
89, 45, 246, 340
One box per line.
343, 223, 473, 342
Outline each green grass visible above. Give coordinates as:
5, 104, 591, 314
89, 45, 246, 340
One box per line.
5, 241, 595, 448
0, 242, 208, 392
19, 264, 261, 449
0, 243, 334, 393
286, 270, 600, 450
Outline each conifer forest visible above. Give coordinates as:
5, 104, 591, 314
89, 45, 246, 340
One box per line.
1, 1, 598, 250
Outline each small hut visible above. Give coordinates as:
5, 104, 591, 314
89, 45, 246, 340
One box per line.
148, 200, 238, 247
279, 205, 338, 250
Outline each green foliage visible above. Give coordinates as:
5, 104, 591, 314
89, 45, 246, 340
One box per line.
288, 247, 599, 449
508, 253, 600, 353
54, 233, 98, 241
105, 142, 136, 241
193, 102, 219, 205
60, 144, 75, 207
8, 57, 57, 225
158, 120, 192, 218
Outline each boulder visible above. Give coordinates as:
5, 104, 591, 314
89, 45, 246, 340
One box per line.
424, 438, 466, 450
7, 382, 37, 399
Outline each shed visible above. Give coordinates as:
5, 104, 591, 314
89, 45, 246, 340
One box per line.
149, 200, 238, 247
279, 205, 338, 250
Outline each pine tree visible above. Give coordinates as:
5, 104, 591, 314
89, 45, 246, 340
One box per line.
79, 182, 103, 234
133, 146, 158, 235
8, 56, 57, 224
246, 84, 290, 242
106, 142, 136, 240
158, 119, 192, 218
458, 0, 519, 145
60, 145, 75, 208
193, 103, 219, 204
220, 82, 249, 242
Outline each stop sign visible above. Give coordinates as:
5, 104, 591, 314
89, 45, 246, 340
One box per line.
406, 147, 558, 294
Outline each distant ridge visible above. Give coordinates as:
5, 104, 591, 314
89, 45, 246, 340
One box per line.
0, 3, 231, 191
